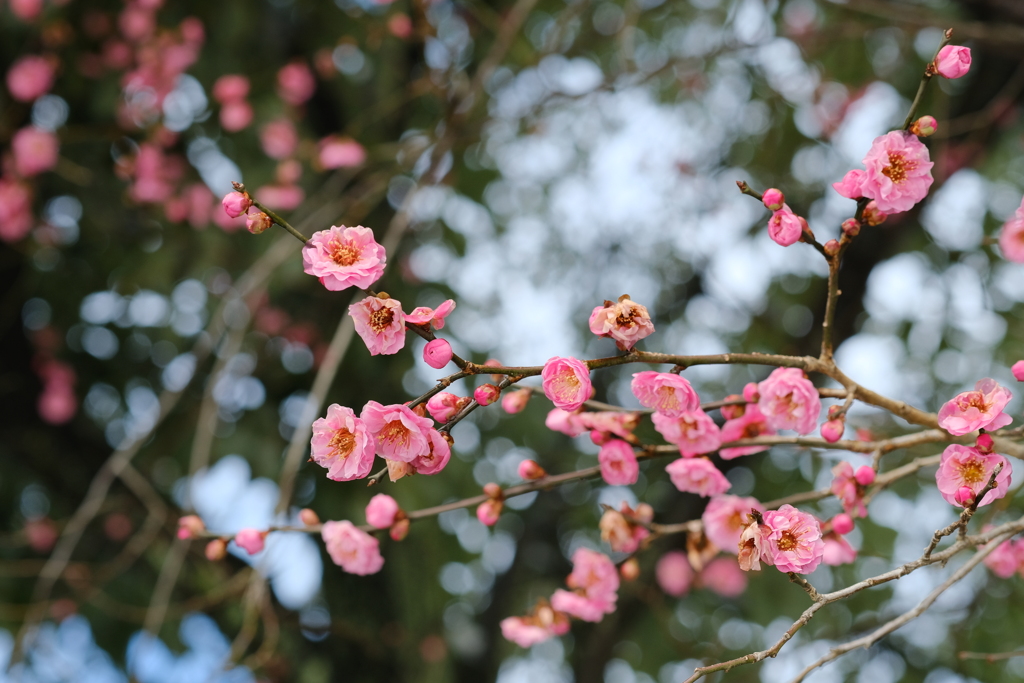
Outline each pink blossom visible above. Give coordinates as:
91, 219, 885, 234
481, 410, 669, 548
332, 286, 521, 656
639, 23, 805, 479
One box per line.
426, 392, 468, 423
254, 183, 304, 211
830, 462, 867, 517
500, 613, 567, 648
760, 504, 825, 574
999, 217, 1024, 263
277, 60, 316, 106
411, 428, 451, 475
767, 205, 803, 247
221, 191, 252, 218
541, 357, 592, 412
212, 74, 250, 103
598, 439, 639, 486
821, 532, 857, 566
820, 418, 844, 443
388, 13, 414, 39
935, 45, 971, 79
235, 528, 265, 555
758, 367, 821, 435
205, 539, 227, 561
1013, 361, 1024, 382
599, 505, 650, 553
935, 444, 1012, 508
477, 499, 502, 526
310, 404, 376, 481
474, 384, 500, 406
518, 459, 546, 480
630, 371, 699, 417
983, 535, 1021, 579
322, 520, 384, 575
6, 55, 55, 102
937, 378, 1013, 435
246, 211, 272, 234
762, 188, 784, 211
365, 494, 400, 529
550, 548, 619, 622
387, 459, 415, 482
10, 0, 44, 21
738, 519, 767, 571
577, 411, 640, 441
719, 404, 776, 459
854, 466, 875, 486
702, 495, 765, 553
404, 300, 456, 329
0, 177, 33, 242
742, 381, 760, 403
361, 401, 433, 462
588, 296, 655, 351
655, 551, 694, 597
423, 339, 453, 369
12, 127, 58, 177
38, 382, 76, 424
260, 119, 298, 159
349, 296, 406, 355
666, 457, 730, 497
652, 410, 721, 456
545, 408, 587, 437
176, 515, 205, 540
699, 557, 748, 597
859, 131, 934, 214
831, 513, 854, 535
502, 389, 531, 414
832, 169, 865, 199
318, 136, 367, 169
220, 100, 254, 132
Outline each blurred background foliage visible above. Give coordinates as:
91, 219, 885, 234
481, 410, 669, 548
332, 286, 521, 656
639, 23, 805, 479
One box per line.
4, 0, 1024, 681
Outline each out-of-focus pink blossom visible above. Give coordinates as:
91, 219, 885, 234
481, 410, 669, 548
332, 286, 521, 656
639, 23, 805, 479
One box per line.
541, 356, 592, 412
6, 55, 55, 102
0, 177, 33, 242
762, 188, 784, 211
411, 429, 451, 475
767, 205, 803, 247
831, 513, 854, 535
12, 127, 58, 177
758, 367, 821, 435
821, 418, 844, 443
476, 499, 503, 526
1013, 361, 1024, 382
760, 504, 825, 574
388, 13, 414, 39
246, 211, 272, 234
277, 60, 316, 105
598, 439, 639, 486
221, 191, 252, 218
502, 389, 531, 414
577, 411, 640, 441
831, 462, 867, 517
719, 405, 776, 459
220, 100, 254, 132
366, 494, 400, 529
666, 457, 730, 497
423, 339, 453, 369
821, 532, 857, 566
322, 520, 384, 575
600, 506, 649, 553
702, 495, 765, 553
205, 539, 227, 561
426, 392, 468, 423
999, 216, 1024, 263
404, 300, 456, 329
361, 400, 432, 462
176, 515, 205, 540
25, 518, 57, 553
854, 466, 875, 486
655, 551, 694, 597
832, 169, 865, 199
474, 384, 500, 406
935, 45, 971, 79
260, 119, 298, 159
518, 459, 546, 480
299, 509, 320, 526
10, 0, 44, 21
983, 533, 1022, 578
310, 404, 376, 481
235, 528, 265, 555
500, 603, 569, 648
254, 184, 304, 211
588, 296, 655, 351
652, 410, 721, 456
630, 371, 699, 417
699, 557, 748, 597
550, 548, 619, 622
859, 131, 934, 214
318, 136, 367, 169
545, 408, 587, 436
212, 74, 249, 103
349, 296, 405, 355
937, 378, 1013, 435
936, 444, 1011, 508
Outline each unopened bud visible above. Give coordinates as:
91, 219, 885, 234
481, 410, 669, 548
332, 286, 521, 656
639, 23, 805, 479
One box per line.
483, 358, 503, 383
831, 513, 855, 535
741, 382, 760, 403
423, 339, 453, 369
976, 433, 995, 454
476, 499, 503, 526
910, 115, 937, 137
719, 394, 746, 420
517, 459, 547, 480
246, 211, 272, 234
299, 508, 320, 526
176, 515, 205, 540
862, 201, 887, 226
590, 429, 613, 446
411, 403, 428, 418
501, 388, 531, 414
205, 538, 228, 561
483, 482, 503, 499
474, 384, 501, 406
619, 557, 641, 581
854, 465, 876, 487
841, 218, 860, 236
820, 418, 844, 443
221, 190, 252, 218
824, 239, 840, 256
387, 459, 415, 482
954, 485, 976, 507
1013, 360, 1024, 382
762, 188, 785, 211
389, 518, 410, 541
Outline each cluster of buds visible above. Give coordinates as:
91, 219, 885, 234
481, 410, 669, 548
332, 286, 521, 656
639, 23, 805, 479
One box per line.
477, 483, 504, 526
223, 183, 272, 235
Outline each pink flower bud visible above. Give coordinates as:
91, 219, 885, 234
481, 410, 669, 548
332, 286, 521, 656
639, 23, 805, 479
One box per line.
389, 518, 410, 541
719, 394, 745, 420
299, 508, 320, 526
246, 211, 272, 235
762, 188, 785, 211
910, 115, 937, 137
827, 405, 842, 419
483, 482, 503, 499
366, 493, 401, 529
619, 558, 640, 581
824, 239, 840, 256
423, 339, 453, 369
767, 205, 803, 247
741, 382, 760, 403
862, 201, 887, 226
590, 430, 613, 446
935, 45, 971, 79
518, 459, 547, 480
831, 513, 854, 535
476, 499, 503, 526
976, 433, 995, 454
176, 515, 205, 540
854, 466, 876, 487
484, 358, 504, 382
205, 538, 227, 561
821, 418, 844, 443
222, 191, 252, 218
1012, 361, 1024, 382
841, 218, 861, 236
474, 384, 500, 406
235, 528, 266, 555
954, 486, 976, 507
501, 388, 531, 414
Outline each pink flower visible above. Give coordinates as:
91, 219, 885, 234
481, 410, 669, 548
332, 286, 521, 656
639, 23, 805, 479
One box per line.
235, 528, 265, 555
411, 428, 451, 475
935, 45, 971, 79
404, 300, 456, 329
999, 216, 1024, 263
577, 411, 640, 441
12, 127, 58, 177
859, 131, 934, 214
698, 557, 748, 597
6, 55, 55, 102
550, 548, 619, 622
365, 494, 400, 529
318, 136, 367, 169
666, 458, 730, 497
820, 418, 844, 443
830, 462, 867, 517
588, 296, 655, 351
322, 520, 384, 575
983, 536, 1021, 579
599, 505, 650, 553
702, 495, 765, 553
277, 60, 316, 106
541, 357, 592, 412
762, 188, 785, 211
426, 392, 468, 423
598, 439, 639, 486
935, 444, 1012, 508
767, 205, 803, 247
260, 119, 298, 159
738, 519, 768, 571
361, 401, 433, 462
652, 410, 721, 456
719, 404, 776, 459
760, 504, 825, 574
821, 532, 857, 566
0, 177, 33, 242
423, 339, 453, 369
545, 408, 587, 437
212, 74, 250, 103
655, 551, 694, 597
832, 169, 865, 199
349, 296, 406, 355
310, 404, 376, 481
630, 371, 699, 417
501, 389, 531, 414
757, 367, 821, 435
500, 608, 570, 648
937, 378, 1013, 435
220, 100, 254, 132
221, 191, 252, 218
1013, 361, 1024, 382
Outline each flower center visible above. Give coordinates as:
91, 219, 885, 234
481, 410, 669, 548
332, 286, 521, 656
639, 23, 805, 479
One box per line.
615, 306, 637, 328
369, 307, 394, 333
741, 420, 764, 439
777, 530, 798, 552
881, 152, 915, 184
957, 392, 988, 413
552, 371, 580, 400
958, 458, 986, 485
379, 420, 410, 448
657, 386, 679, 411
328, 428, 356, 459
330, 241, 360, 267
